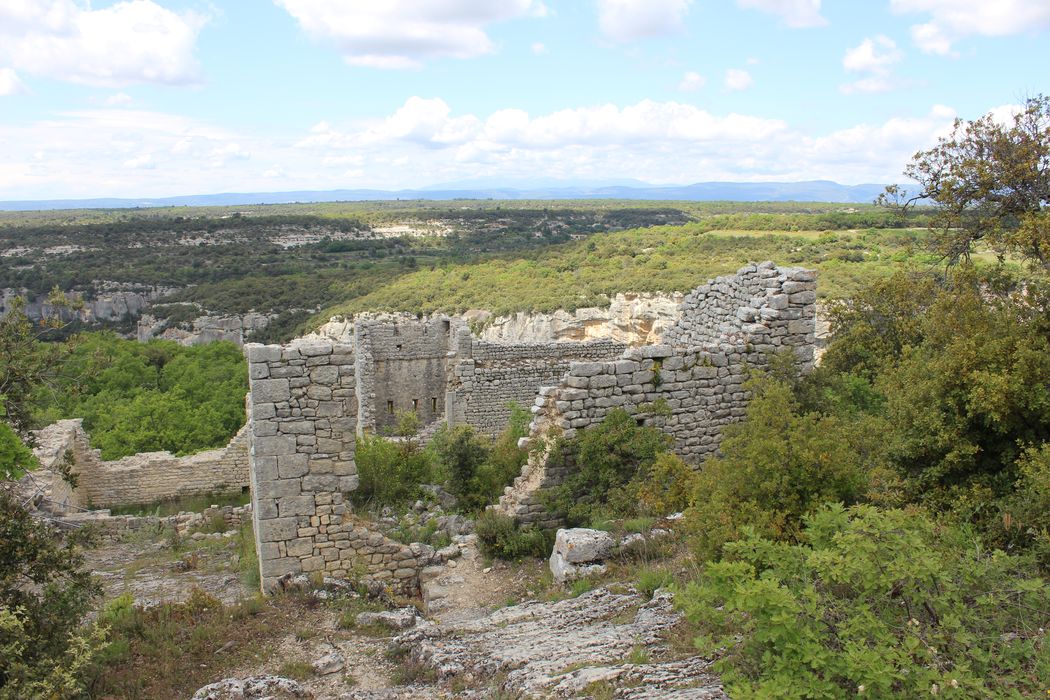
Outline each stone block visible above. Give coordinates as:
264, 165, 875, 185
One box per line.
254, 434, 298, 456
258, 517, 298, 542
249, 363, 269, 380
278, 495, 316, 517
252, 378, 290, 404
277, 453, 309, 479
246, 344, 282, 363
789, 291, 817, 305
302, 474, 340, 492
569, 362, 604, 377
299, 343, 333, 357
310, 366, 340, 385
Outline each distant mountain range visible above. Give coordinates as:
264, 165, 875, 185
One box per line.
0, 180, 896, 211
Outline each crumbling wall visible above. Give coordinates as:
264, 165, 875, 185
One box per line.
246, 342, 422, 595
496, 262, 817, 526
448, 335, 628, 435
29, 419, 250, 510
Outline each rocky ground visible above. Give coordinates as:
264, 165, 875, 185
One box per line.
88, 526, 724, 699
85, 529, 251, 607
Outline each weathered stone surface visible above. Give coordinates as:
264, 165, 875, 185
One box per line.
356, 608, 420, 630
553, 528, 615, 564
393, 587, 725, 698
311, 651, 345, 675
192, 675, 312, 699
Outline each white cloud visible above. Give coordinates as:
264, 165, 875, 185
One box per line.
0, 0, 205, 87
890, 0, 1050, 55
0, 67, 26, 96
0, 100, 966, 199
677, 71, 706, 92
596, 0, 693, 42
724, 68, 753, 91
843, 35, 902, 73
275, 0, 545, 69
840, 35, 903, 93
736, 0, 826, 28
104, 92, 134, 106
531, 42, 548, 55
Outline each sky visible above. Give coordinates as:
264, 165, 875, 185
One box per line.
0, 0, 1048, 200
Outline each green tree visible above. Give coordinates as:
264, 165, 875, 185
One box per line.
880, 95, 1050, 269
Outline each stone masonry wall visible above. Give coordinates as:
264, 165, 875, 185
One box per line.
246, 342, 423, 595
496, 262, 817, 526
448, 335, 628, 435
364, 317, 451, 432
29, 419, 250, 510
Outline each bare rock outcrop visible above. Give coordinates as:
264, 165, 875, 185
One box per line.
392, 586, 725, 698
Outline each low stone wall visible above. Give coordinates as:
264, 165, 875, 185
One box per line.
56, 503, 252, 538
30, 419, 250, 510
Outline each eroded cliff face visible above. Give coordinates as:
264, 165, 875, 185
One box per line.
471, 292, 684, 346
1, 285, 171, 324
314, 293, 684, 347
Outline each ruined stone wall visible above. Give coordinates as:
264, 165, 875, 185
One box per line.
353, 317, 453, 434
447, 335, 628, 435
497, 262, 817, 526
246, 342, 422, 595
30, 419, 250, 510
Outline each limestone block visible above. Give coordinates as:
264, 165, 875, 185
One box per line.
553, 528, 615, 564
310, 366, 340, 385
245, 344, 282, 363
258, 517, 298, 542
569, 362, 604, 377
252, 379, 290, 404
254, 434, 298, 456
299, 343, 333, 357
789, 291, 817, 305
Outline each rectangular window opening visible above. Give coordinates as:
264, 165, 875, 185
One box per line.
412, 399, 419, 412
387, 400, 394, 414
431, 397, 438, 412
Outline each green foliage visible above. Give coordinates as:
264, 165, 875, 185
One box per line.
883, 95, 1050, 270
687, 373, 872, 560
545, 408, 673, 526
0, 423, 36, 481
429, 425, 490, 510
680, 504, 1049, 699
36, 333, 248, 459
0, 489, 102, 697
635, 568, 674, 599
474, 511, 552, 560
352, 433, 439, 508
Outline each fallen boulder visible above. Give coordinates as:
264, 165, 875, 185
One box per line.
549, 528, 614, 583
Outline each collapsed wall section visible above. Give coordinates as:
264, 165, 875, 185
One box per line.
447, 335, 628, 435
28, 419, 249, 510
246, 342, 422, 594
497, 262, 817, 526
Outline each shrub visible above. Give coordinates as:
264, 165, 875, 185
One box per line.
686, 373, 871, 560
352, 433, 439, 508
544, 408, 672, 525
0, 490, 102, 698
474, 511, 552, 560
429, 425, 490, 511
679, 504, 1049, 699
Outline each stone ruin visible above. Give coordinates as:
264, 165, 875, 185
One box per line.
244, 261, 817, 594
